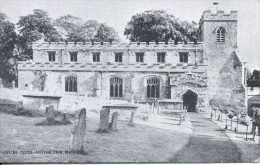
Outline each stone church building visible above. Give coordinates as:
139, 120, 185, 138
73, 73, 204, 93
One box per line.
17, 10, 246, 112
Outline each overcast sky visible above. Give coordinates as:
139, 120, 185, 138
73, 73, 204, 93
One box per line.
0, 0, 259, 70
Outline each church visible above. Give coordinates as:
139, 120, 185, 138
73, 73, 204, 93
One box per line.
17, 10, 246, 112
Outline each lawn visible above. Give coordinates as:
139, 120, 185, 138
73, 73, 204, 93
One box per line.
0, 112, 190, 163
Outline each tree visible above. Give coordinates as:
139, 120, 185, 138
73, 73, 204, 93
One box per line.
124, 9, 199, 43
0, 13, 17, 85
55, 15, 119, 42
17, 9, 61, 60
94, 23, 120, 42
247, 69, 260, 87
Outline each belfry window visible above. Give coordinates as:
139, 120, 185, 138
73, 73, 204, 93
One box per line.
147, 77, 160, 98
65, 74, 77, 92
110, 77, 123, 97
70, 51, 78, 62
47, 51, 56, 62
216, 27, 226, 42
136, 52, 144, 62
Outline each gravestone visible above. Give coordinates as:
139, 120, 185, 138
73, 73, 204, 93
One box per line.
62, 113, 69, 123
0, 78, 3, 88
46, 105, 55, 124
70, 108, 86, 153
128, 110, 135, 126
109, 112, 119, 131
99, 108, 110, 132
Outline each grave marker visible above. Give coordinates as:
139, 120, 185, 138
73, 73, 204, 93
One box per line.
128, 110, 135, 126
46, 105, 55, 124
109, 112, 119, 131
99, 108, 110, 132
70, 108, 86, 153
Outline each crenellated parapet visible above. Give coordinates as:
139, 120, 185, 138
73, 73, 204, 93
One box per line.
199, 10, 238, 26
17, 61, 206, 73
32, 41, 203, 51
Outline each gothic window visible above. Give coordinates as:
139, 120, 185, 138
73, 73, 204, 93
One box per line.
65, 74, 77, 92
115, 53, 123, 62
216, 27, 226, 42
69, 51, 78, 62
136, 52, 144, 62
147, 77, 160, 98
110, 77, 123, 97
179, 52, 188, 63
157, 52, 165, 63
47, 51, 56, 62
93, 52, 100, 62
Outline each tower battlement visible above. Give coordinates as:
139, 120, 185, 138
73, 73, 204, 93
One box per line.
199, 10, 238, 25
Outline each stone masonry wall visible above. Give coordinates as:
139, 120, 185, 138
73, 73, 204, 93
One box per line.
200, 10, 246, 111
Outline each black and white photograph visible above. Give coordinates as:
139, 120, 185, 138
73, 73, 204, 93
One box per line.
0, 0, 259, 163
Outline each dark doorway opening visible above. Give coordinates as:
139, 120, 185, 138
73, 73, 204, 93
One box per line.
183, 90, 198, 112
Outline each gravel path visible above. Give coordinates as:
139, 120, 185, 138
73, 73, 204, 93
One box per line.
171, 113, 242, 163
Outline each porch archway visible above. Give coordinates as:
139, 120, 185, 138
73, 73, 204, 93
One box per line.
182, 89, 198, 112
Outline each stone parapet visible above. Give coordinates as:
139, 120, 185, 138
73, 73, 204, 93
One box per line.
32, 41, 203, 51
17, 62, 206, 73
199, 10, 238, 26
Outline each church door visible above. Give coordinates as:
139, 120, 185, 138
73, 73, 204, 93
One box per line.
183, 90, 198, 112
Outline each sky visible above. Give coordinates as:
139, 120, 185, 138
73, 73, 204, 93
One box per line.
0, 0, 259, 70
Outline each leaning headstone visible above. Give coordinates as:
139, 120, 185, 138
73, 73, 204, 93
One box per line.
62, 113, 70, 123
46, 105, 55, 124
109, 112, 119, 131
99, 108, 110, 132
128, 110, 135, 126
70, 108, 86, 153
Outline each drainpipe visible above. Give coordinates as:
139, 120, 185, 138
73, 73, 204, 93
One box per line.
167, 72, 171, 99
61, 49, 63, 64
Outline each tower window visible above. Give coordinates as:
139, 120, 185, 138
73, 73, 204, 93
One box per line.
47, 51, 56, 62
110, 77, 123, 97
65, 74, 77, 92
147, 77, 160, 98
179, 52, 188, 63
92, 52, 100, 62
157, 52, 165, 63
70, 52, 78, 62
216, 27, 226, 43
115, 53, 123, 62
136, 52, 144, 62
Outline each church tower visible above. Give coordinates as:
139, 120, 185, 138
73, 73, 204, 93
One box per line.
199, 10, 246, 110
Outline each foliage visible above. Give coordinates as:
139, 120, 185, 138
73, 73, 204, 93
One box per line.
252, 107, 260, 127
54, 15, 120, 42
0, 103, 45, 117
16, 9, 62, 60
35, 119, 71, 126
0, 13, 17, 85
247, 69, 260, 87
124, 9, 199, 43
32, 71, 47, 91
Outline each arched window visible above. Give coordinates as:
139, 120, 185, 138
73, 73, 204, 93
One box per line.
110, 77, 123, 97
65, 74, 77, 92
216, 27, 226, 42
147, 77, 160, 98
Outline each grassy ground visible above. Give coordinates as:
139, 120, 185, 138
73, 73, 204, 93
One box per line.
0, 112, 190, 163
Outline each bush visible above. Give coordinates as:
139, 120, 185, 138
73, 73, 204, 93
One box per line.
0, 103, 44, 117
35, 119, 71, 126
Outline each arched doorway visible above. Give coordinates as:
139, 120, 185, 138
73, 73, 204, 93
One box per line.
182, 90, 198, 112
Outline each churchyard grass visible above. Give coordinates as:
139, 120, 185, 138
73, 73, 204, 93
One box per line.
0, 111, 190, 163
